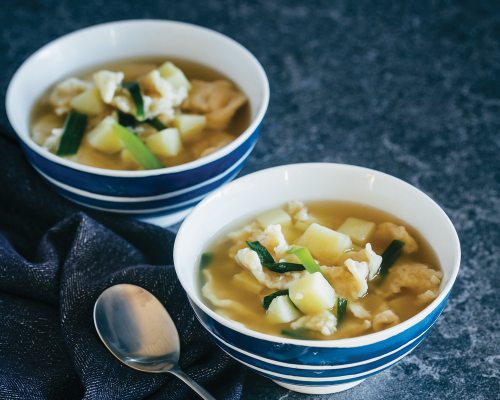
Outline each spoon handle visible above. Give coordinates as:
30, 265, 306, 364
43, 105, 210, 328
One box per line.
169, 367, 216, 400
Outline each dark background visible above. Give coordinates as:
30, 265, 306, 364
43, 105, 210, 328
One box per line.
1, 1, 499, 399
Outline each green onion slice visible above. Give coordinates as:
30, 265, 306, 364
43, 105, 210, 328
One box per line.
112, 123, 163, 169
246, 241, 304, 273
378, 240, 405, 278
56, 110, 88, 156
145, 117, 167, 131
262, 290, 289, 310
286, 246, 322, 274
118, 110, 137, 128
336, 297, 348, 325
123, 82, 144, 119
200, 252, 214, 269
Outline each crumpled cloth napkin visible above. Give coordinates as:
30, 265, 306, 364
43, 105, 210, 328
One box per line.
0, 134, 246, 399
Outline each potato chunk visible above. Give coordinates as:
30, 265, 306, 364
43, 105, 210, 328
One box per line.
87, 116, 123, 154
256, 208, 292, 229
296, 223, 352, 263
71, 87, 106, 115
266, 295, 301, 324
145, 128, 183, 157
173, 114, 206, 142
337, 217, 376, 245
289, 272, 336, 314
158, 61, 191, 91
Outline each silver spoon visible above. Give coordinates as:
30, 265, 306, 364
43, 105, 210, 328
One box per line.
93, 283, 215, 400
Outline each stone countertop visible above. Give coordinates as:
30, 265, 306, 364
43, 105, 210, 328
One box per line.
1, 1, 498, 398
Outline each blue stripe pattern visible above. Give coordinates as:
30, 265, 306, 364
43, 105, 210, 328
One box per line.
21, 125, 261, 215
190, 295, 448, 387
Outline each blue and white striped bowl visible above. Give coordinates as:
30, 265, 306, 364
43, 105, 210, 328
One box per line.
6, 20, 269, 226
174, 163, 461, 394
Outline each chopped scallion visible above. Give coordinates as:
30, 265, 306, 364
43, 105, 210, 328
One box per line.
286, 246, 322, 274
56, 110, 88, 156
200, 252, 214, 269
112, 123, 163, 169
378, 240, 405, 278
118, 110, 136, 128
123, 82, 144, 119
262, 290, 289, 310
246, 241, 305, 273
145, 117, 167, 131
336, 297, 347, 325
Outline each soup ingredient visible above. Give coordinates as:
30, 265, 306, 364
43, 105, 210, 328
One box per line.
296, 223, 353, 263
287, 246, 322, 274
378, 240, 405, 278
266, 295, 301, 324
262, 290, 289, 310
123, 82, 145, 118
373, 309, 400, 331
57, 110, 88, 156
384, 262, 443, 295
71, 87, 106, 115
49, 78, 91, 115
182, 80, 247, 130
94, 70, 124, 103
145, 128, 183, 157
337, 217, 376, 246
158, 61, 191, 90
290, 310, 337, 336
336, 297, 348, 325
87, 116, 124, 154
235, 247, 304, 290
112, 123, 162, 169
288, 272, 336, 314
173, 114, 207, 142
256, 209, 292, 229
200, 252, 214, 269
375, 222, 418, 254
145, 117, 167, 131
245, 241, 304, 273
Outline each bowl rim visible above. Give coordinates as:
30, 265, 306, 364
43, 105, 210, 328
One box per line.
5, 19, 270, 178
174, 162, 461, 348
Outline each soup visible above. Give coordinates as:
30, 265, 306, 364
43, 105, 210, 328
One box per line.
30, 58, 250, 170
200, 201, 442, 340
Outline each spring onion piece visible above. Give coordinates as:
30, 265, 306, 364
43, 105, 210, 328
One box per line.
123, 82, 144, 119
246, 241, 304, 273
56, 110, 88, 156
246, 241, 275, 265
336, 297, 348, 325
262, 290, 289, 310
200, 252, 214, 269
118, 111, 136, 128
145, 117, 167, 131
112, 123, 163, 169
378, 240, 405, 278
265, 262, 305, 273
286, 246, 322, 274
281, 328, 314, 340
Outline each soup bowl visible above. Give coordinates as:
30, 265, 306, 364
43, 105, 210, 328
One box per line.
5, 20, 269, 226
174, 163, 460, 394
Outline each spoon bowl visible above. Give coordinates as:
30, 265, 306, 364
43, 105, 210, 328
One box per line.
94, 284, 215, 399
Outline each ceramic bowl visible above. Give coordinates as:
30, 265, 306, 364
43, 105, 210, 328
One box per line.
6, 20, 269, 226
174, 163, 460, 394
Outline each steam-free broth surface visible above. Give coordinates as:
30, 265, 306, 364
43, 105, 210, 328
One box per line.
200, 201, 442, 340
31, 57, 251, 170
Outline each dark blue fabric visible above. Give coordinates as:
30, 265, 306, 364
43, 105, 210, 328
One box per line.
0, 134, 245, 400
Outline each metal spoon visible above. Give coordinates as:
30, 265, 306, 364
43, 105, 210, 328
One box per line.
93, 284, 215, 400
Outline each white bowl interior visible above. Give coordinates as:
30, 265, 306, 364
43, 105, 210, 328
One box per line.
174, 163, 461, 345
6, 20, 269, 175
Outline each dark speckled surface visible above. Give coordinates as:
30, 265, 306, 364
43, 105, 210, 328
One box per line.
1, 1, 499, 398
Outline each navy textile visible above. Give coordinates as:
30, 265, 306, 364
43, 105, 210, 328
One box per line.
0, 134, 245, 400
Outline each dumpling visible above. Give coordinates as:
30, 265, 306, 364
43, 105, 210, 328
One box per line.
182, 79, 247, 129
291, 310, 337, 336
374, 222, 419, 254
383, 262, 442, 297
